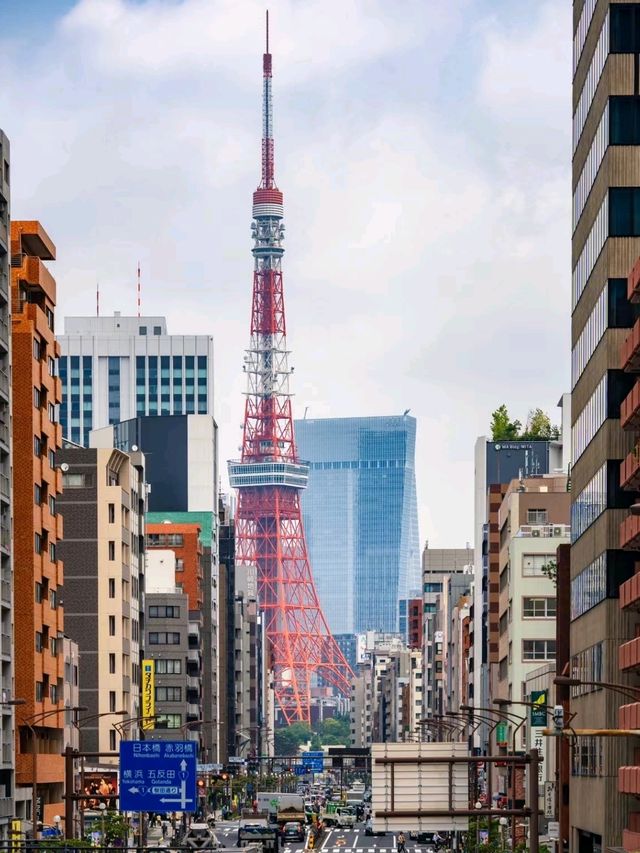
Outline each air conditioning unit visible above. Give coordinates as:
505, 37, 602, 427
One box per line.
553, 526, 564, 536
531, 529, 540, 537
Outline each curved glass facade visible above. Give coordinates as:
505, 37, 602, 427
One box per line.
295, 415, 421, 635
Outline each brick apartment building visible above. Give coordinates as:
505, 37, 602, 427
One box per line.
146, 522, 204, 611
10, 221, 65, 825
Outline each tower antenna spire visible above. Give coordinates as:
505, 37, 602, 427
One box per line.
228, 12, 353, 725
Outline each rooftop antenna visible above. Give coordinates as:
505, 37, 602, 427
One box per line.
96, 279, 100, 317
137, 261, 141, 318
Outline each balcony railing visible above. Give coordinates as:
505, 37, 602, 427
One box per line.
0, 634, 10, 657
622, 380, 640, 430
620, 515, 640, 551
620, 574, 640, 611
619, 636, 640, 671
622, 317, 640, 372
630, 257, 640, 303
621, 447, 640, 491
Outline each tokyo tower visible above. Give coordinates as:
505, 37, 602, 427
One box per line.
228, 13, 354, 724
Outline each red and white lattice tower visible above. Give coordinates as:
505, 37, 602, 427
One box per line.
228, 13, 354, 724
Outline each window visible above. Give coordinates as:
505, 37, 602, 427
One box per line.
573, 104, 608, 230
45, 307, 54, 331
147, 533, 184, 547
155, 686, 182, 702
48, 449, 55, 469
610, 4, 640, 53
33, 387, 41, 408
573, 14, 609, 153
176, 558, 184, 572
50, 637, 58, 657
139, 326, 147, 336
49, 543, 56, 563
573, 195, 608, 309
108, 503, 115, 524
109, 691, 116, 712
108, 541, 115, 561
108, 578, 115, 599
108, 615, 116, 636
499, 612, 508, 635
571, 643, 604, 696
609, 187, 640, 236
423, 583, 442, 594
610, 96, 640, 144
572, 736, 603, 777
62, 472, 86, 488
155, 659, 182, 674
149, 632, 181, 645
35, 632, 43, 652
522, 554, 555, 576
572, 374, 607, 464
572, 553, 607, 620
523, 597, 556, 618
527, 509, 548, 524
153, 326, 162, 335
571, 463, 607, 542
573, 0, 597, 74
48, 402, 56, 423
109, 730, 116, 751
34, 484, 41, 504
149, 605, 180, 618
523, 640, 556, 661
109, 653, 116, 674
49, 495, 56, 516
50, 684, 58, 704
34, 436, 42, 457
48, 356, 56, 377
35, 682, 43, 702
155, 713, 182, 729
35, 582, 42, 603
34, 532, 42, 554
33, 337, 43, 360
49, 589, 57, 609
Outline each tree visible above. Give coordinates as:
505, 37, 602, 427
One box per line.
274, 722, 312, 756
521, 408, 560, 440
490, 405, 521, 440
541, 559, 557, 588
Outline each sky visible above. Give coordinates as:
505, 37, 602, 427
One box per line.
0, 0, 571, 548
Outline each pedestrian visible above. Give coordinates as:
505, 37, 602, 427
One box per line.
397, 831, 407, 853
161, 820, 168, 840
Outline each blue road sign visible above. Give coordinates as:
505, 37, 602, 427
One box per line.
301, 751, 324, 772
120, 741, 198, 813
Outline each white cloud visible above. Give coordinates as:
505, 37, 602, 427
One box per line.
0, 0, 571, 549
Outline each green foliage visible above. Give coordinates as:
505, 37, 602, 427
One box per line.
490, 405, 560, 442
490, 405, 521, 440
541, 559, 558, 587
274, 714, 352, 755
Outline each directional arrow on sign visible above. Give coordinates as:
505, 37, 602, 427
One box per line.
159, 778, 193, 809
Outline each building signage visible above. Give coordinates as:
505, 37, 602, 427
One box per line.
120, 740, 197, 813
141, 659, 155, 729
302, 751, 324, 772
530, 691, 548, 727
495, 722, 508, 745
547, 821, 560, 840
544, 781, 556, 819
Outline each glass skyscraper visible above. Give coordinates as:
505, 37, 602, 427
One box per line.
295, 415, 420, 636
58, 313, 214, 445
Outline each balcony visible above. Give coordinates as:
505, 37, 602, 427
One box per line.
621, 515, 640, 551
622, 318, 640, 372
630, 257, 640, 303
621, 447, 640, 490
621, 574, 640, 611
622, 380, 640, 430
619, 765, 640, 794
619, 636, 640, 671
619, 702, 640, 729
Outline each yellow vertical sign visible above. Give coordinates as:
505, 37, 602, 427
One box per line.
142, 660, 155, 729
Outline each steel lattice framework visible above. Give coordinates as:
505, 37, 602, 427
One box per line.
228, 13, 354, 724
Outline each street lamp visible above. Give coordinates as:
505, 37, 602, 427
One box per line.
492, 700, 528, 851
554, 675, 640, 704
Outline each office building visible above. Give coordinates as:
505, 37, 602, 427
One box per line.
0, 131, 12, 836
146, 510, 221, 763
144, 550, 199, 743
11, 221, 65, 827
295, 415, 420, 635
570, 4, 640, 850
57, 446, 146, 755
58, 313, 214, 446
422, 546, 472, 715
92, 414, 218, 514
471, 437, 564, 739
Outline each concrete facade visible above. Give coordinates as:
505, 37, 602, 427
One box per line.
57, 446, 145, 757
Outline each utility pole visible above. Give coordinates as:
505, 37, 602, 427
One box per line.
528, 748, 540, 853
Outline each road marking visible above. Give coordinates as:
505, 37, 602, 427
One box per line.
319, 829, 334, 851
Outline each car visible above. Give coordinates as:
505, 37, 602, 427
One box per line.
364, 819, 386, 837
282, 821, 305, 842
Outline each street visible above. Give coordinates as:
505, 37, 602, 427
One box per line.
212, 822, 430, 853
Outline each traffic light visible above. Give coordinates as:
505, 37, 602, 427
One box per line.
197, 778, 206, 797
552, 705, 564, 732
221, 773, 228, 781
